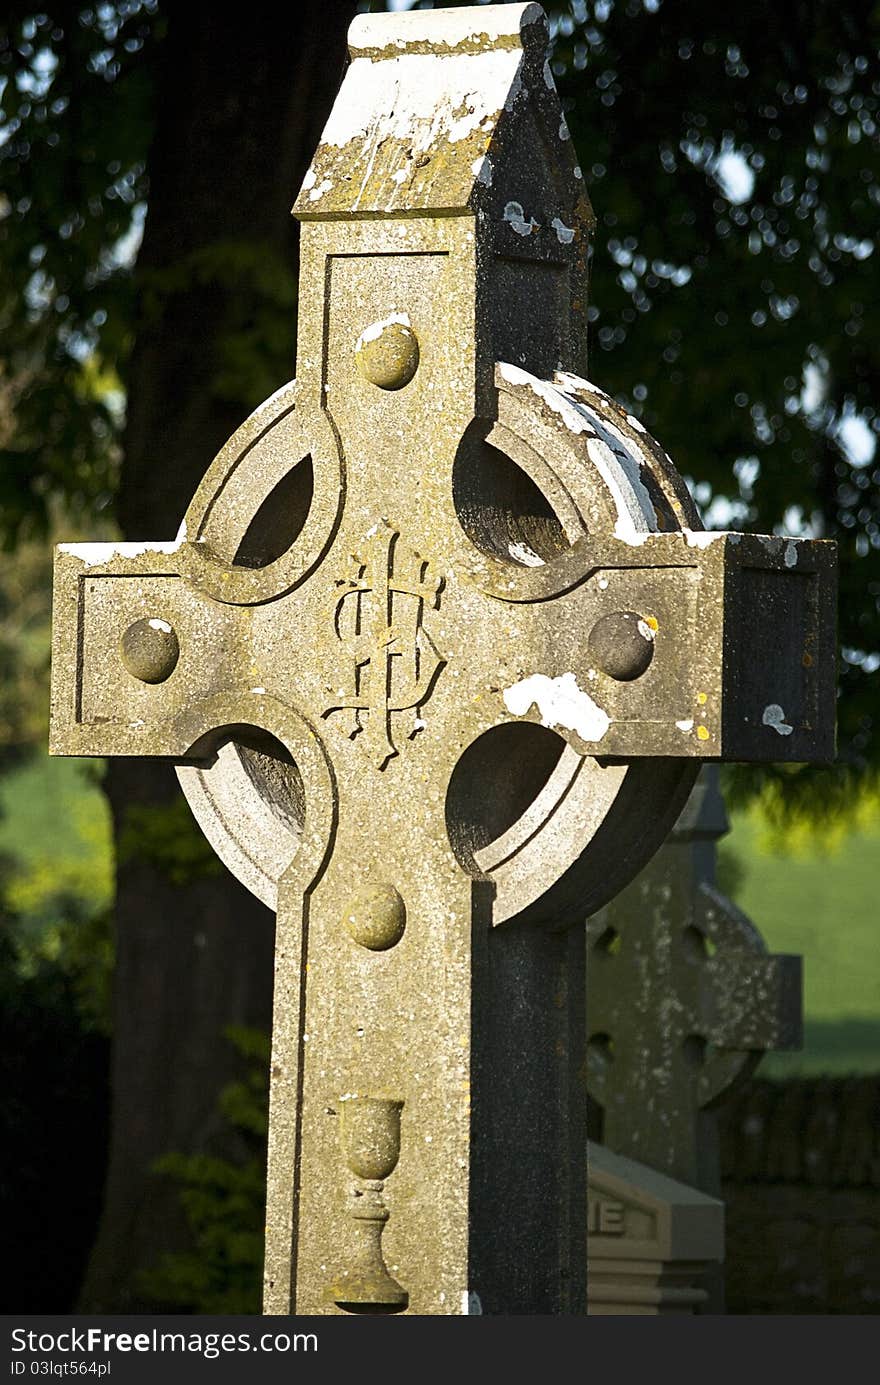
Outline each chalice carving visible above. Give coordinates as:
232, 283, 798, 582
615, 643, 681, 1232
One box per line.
330, 1094, 408, 1312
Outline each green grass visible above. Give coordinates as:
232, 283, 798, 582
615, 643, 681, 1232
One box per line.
726, 802, 880, 1076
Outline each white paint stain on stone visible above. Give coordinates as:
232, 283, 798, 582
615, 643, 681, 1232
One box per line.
559, 118, 570, 141
59, 539, 185, 566
319, 49, 523, 156
251, 687, 266, 695
148, 618, 173, 634
503, 672, 611, 743
472, 154, 493, 186
551, 216, 574, 244
586, 437, 652, 544
759, 535, 784, 556
503, 201, 538, 236
555, 370, 599, 395
675, 718, 694, 732
498, 364, 658, 545
637, 619, 656, 642
626, 413, 646, 434
784, 539, 799, 568
684, 529, 728, 549
762, 703, 793, 736
508, 541, 545, 567
356, 312, 411, 349
573, 165, 583, 179
308, 178, 333, 202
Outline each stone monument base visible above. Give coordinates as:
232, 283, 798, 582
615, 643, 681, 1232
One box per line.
587, 1142, 724, 1315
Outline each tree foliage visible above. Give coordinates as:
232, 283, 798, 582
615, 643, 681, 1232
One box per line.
0, 2, 158, 541
136, 1028, 269, 1314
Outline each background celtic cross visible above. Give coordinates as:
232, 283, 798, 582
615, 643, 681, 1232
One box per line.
586, 770, 802, 1194
325, 520, 445, 768
50, 5, 836, 1315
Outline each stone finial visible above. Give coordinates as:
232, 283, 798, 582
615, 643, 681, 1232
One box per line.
295, 3, 587, 221
294, 1, 593, 384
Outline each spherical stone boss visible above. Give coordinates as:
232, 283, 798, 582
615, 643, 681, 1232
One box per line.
588, 610, 655, 681
355, 317, 420, 391
343, 882, 407, 952
120, 617, 180, 684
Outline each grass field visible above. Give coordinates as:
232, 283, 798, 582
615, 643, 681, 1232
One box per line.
1, 754, 878, 1075
726, 801, 880, 1076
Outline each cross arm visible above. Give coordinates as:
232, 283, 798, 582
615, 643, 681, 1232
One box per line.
49, 540, 253, 759
464, 527, 836, 764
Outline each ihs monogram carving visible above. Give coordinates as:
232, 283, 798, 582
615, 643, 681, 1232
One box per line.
323, 520, 446, 768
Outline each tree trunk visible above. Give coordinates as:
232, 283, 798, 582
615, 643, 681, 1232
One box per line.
80, 1, 355, 1312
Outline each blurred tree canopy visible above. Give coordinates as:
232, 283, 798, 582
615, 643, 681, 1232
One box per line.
549, 0, 879, 815
2, 0, 877, 809
0, 2, 153, 539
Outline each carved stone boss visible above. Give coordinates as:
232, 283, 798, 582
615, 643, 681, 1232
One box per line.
50, 5, 836, 1315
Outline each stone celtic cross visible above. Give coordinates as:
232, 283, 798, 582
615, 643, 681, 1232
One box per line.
50, 5, 836, 1315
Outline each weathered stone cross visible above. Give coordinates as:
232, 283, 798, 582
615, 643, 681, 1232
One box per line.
50, 4, 836, 1315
